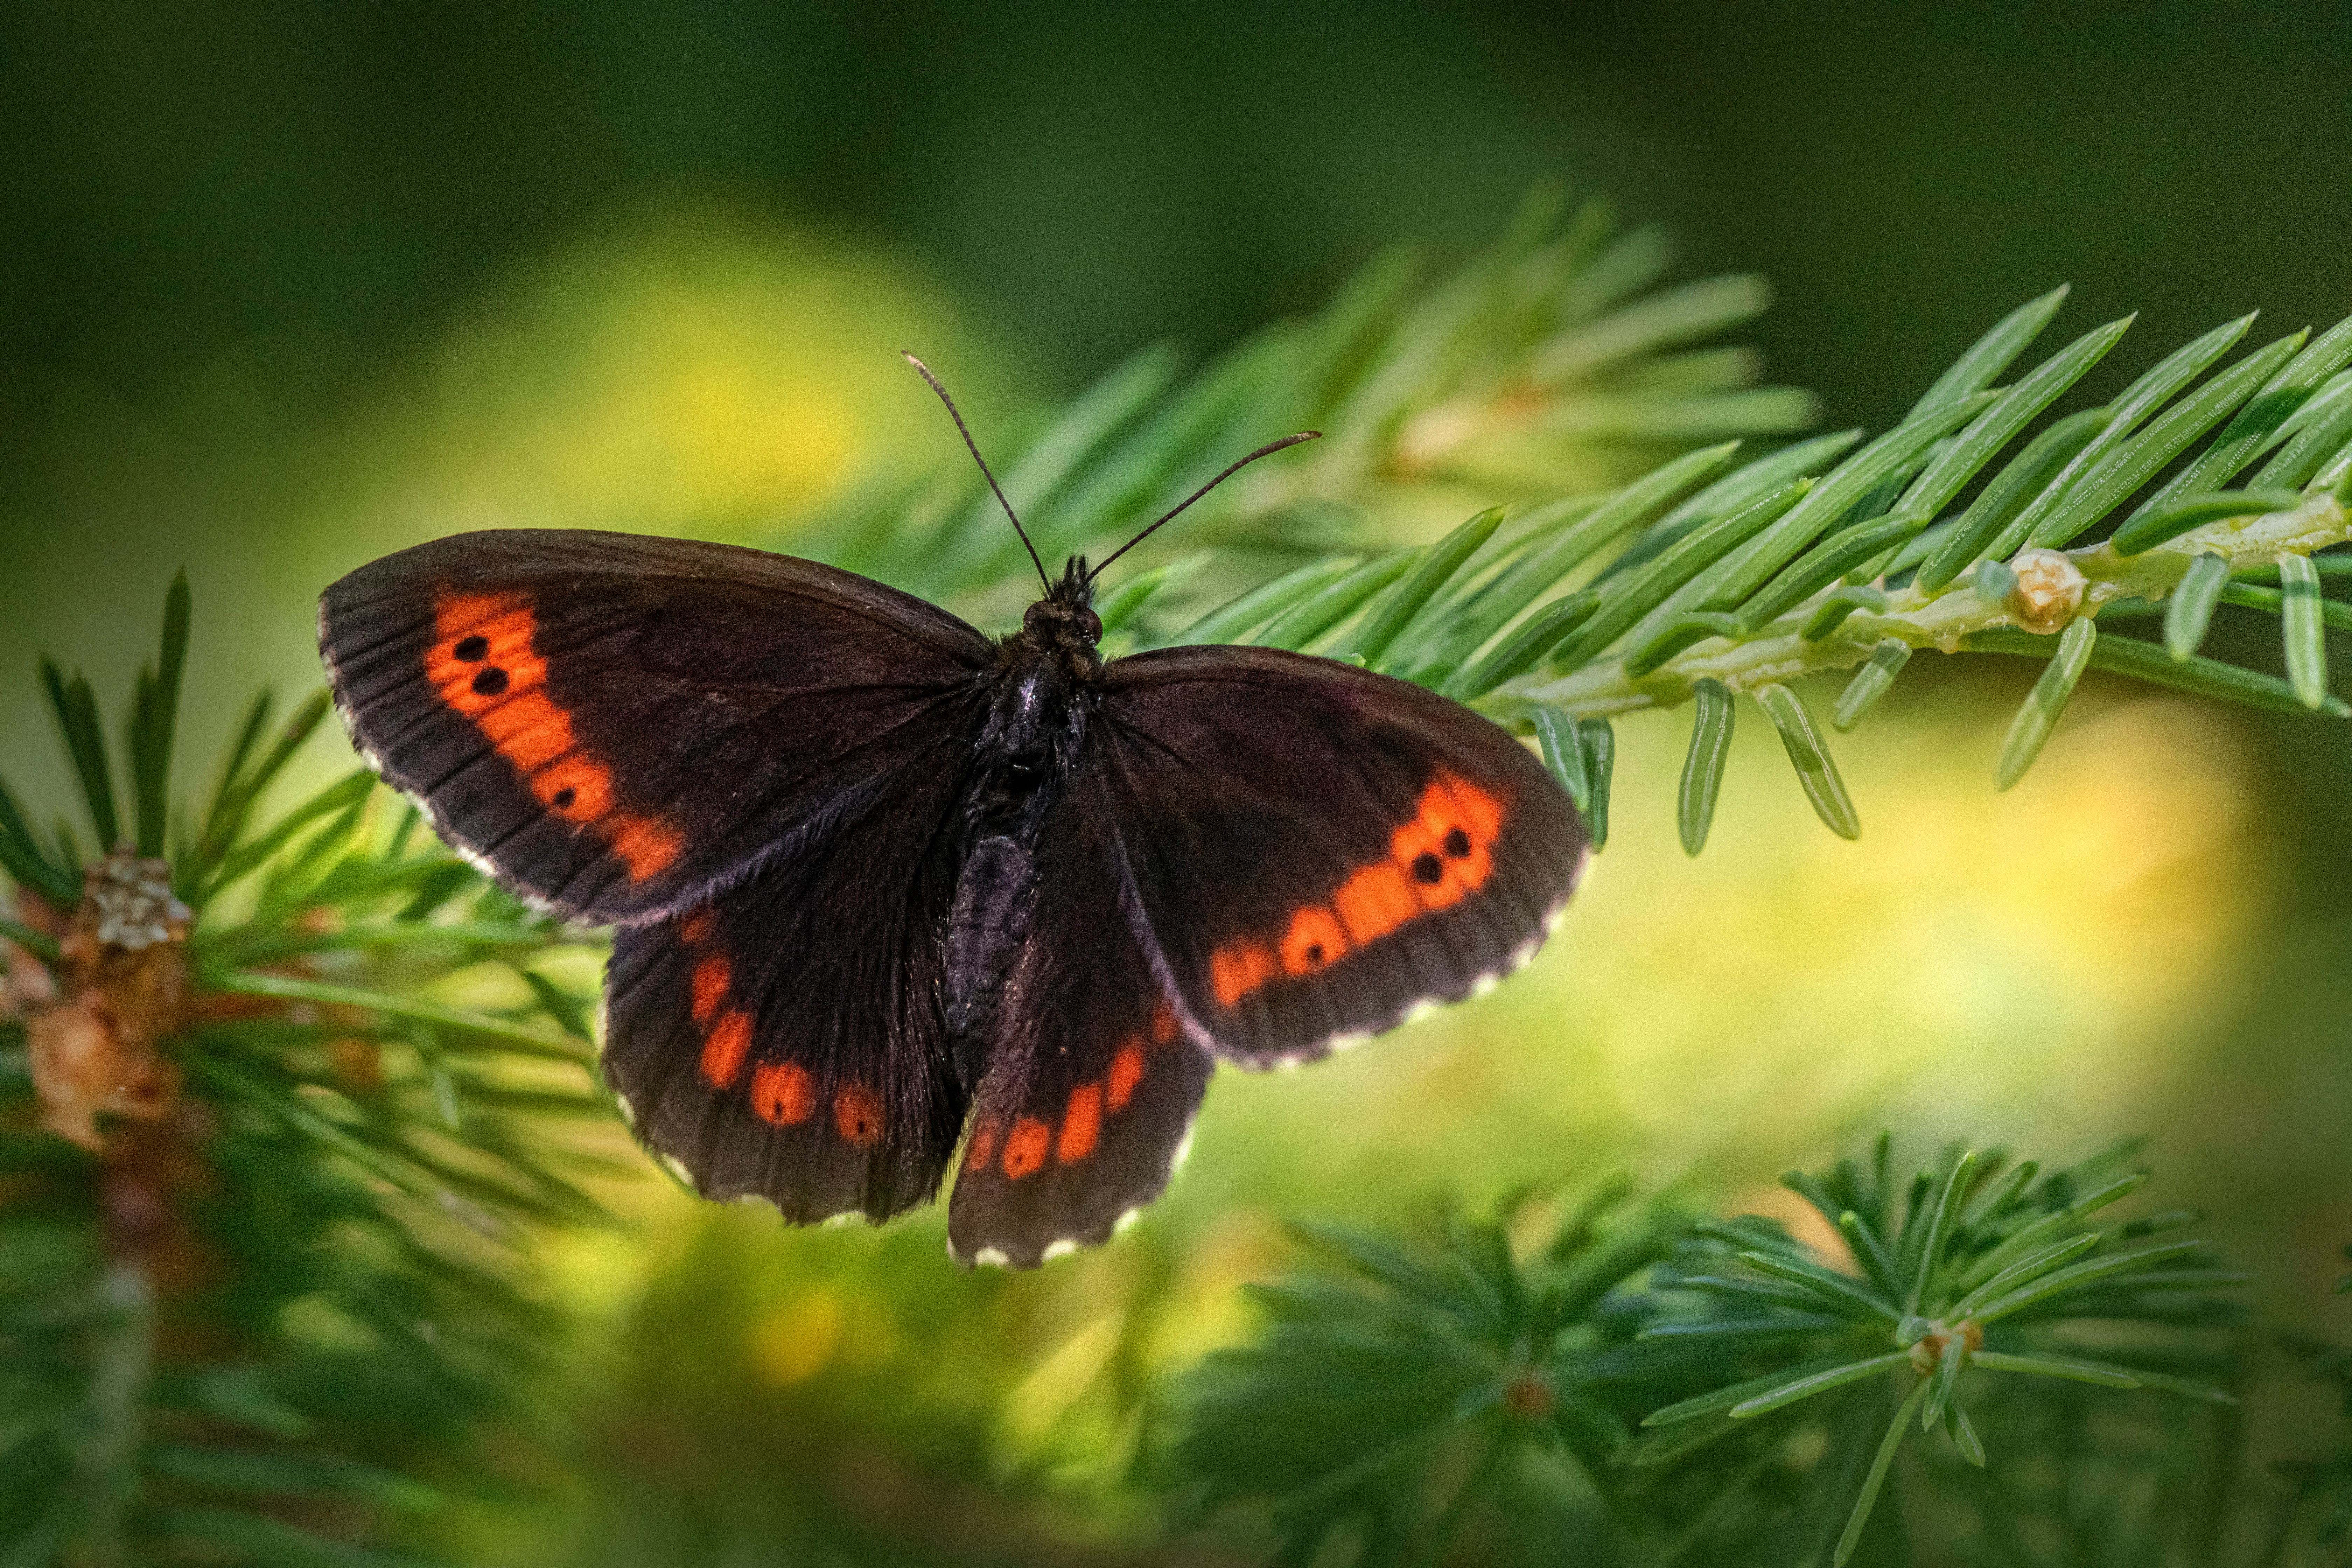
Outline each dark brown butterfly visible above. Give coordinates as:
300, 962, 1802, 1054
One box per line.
317, 360, 1588, 1266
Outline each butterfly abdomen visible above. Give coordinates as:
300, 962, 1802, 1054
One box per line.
942, 834, 1036, 1092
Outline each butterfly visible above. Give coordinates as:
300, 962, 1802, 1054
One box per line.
317, 356, 1589, 1267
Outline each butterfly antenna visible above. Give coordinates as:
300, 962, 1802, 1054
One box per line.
1085, 430, 1322, 585
903, 351, 1052, 596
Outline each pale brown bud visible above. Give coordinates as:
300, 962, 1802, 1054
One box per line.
2008, 549, 2086, 635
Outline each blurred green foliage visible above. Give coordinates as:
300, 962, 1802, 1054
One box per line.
1, 590, 597, 1563
1172, 1139, 2260, 1566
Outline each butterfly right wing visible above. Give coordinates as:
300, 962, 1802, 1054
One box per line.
601, 728, 978, 1223
320, 528, 994, 924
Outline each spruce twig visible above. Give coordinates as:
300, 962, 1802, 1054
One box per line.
0, 586, 594, 1565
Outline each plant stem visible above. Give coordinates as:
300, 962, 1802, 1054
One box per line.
78, 1259, 155, 1568
1499, 490, 2351, 719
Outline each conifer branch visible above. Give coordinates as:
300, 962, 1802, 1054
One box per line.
1170, 1136, 2278, 1564
1502, 483, 2352, 722
789, 188, 1817, 610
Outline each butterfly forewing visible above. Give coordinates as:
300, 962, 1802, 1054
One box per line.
319, 529, 993, 923
1098, 645, 1588, 1064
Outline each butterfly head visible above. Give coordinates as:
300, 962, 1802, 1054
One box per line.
1016, 555, 1104, 675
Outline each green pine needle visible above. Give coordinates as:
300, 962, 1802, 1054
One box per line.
1901, 315, 2132, 520
1255, 550, 1414, 650
1904, 282, 2069, 419
1967, 1350, 2141, 1389
1755, 683, 1859, 839
1735, 510, 1927, 633
2001, 312, 2256, 555
1916, 406, 2111, 590
1832, 639, 1911, 732
1835, 1381, 1928, 1567
1532, 707, 1590, 812
1972, 624, 2346, 718
1729, 1352, 1910, 1418
1577, 718, 1614, 850
1345, 507, 1504, 666
2030, 329, 2306, 548
42, 659, 121, 849
1800, 584, 1888, 642
1677, 678, 1734, 855
1995, 618, 2097, 790
2280, 550, 2332, 708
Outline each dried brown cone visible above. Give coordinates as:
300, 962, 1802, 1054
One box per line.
19, 849, 190, 1152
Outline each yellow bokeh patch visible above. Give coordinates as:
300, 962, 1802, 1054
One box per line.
383, 208, 1010, 538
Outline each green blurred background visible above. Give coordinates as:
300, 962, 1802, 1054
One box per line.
5, 2, 2352, 1559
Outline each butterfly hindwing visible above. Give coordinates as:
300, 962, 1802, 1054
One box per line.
602, 741, 976, 1223
947, 764, 1214, 1268
1098, 645, 1588, 1065
319, 528, 993, 923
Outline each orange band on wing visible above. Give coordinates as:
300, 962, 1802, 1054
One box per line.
1002, 1118, 1051, 1180
1389, 775, 1496, 911
429, 590, 680, 882
1332, 861, 1420, 948
676, 917, 882, 1148
700, 1011, 752, 1089
679, 916, 755, 1091
980, 999, 1185, 1181
1278, 904, 1352, 977
752, 1061, 814, 1126
1211, 940, 1279, 1007
691, 955, 732, 1024
1107, 1041, 1146, 1112
965, 1115, 1002, 1172
1057, 1083, 1103, 1163
1206, 770, 1509, 1012
834, 1082, 883, 1146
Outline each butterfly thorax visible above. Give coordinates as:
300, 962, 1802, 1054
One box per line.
999, 556, 1104, 680
977, 562, 1104, 771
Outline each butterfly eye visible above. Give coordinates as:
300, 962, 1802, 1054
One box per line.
1078, 608, 1102, 642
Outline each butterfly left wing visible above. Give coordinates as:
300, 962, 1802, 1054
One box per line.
1096, 644, 1589, 1066
947, 760, 1214, 1267
949, 644, 1586, 1265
